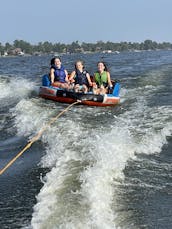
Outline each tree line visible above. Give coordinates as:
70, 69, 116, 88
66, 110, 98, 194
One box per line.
0, 39, 172, 55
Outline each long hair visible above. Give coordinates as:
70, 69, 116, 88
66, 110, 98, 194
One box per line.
97, 61, 109, 72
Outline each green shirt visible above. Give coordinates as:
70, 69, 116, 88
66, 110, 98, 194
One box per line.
94, 71, 108, 86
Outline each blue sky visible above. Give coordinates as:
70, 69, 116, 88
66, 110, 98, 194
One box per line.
1, 0, 172, 44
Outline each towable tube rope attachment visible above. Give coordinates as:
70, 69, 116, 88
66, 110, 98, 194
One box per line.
0, 101, 80, 175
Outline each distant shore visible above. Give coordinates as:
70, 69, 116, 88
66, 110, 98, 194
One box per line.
1, 39, 172, 57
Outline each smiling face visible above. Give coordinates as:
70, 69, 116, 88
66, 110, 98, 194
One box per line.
54, 58, 61, 68
97, 62, 105, 73
75, 61, 84, 72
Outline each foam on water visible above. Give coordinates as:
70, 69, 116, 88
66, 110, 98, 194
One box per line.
29, 100, 171, 228
11, 97, 134, 228
10, 69, 172, 229
0, 75, 36, 101
29, 122, 135, 229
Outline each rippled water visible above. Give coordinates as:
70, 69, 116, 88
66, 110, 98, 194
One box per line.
0, 50, 172, 229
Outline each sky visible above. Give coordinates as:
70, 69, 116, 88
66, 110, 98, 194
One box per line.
1, 0, 172, 45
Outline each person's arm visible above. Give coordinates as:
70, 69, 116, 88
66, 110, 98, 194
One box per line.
68, 71, 76, 83
92, 73, 97, 88
86, 73, 93, 86
50, 68, 55, 84
64, 69, 70, 83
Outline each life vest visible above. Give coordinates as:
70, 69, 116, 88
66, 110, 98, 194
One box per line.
94, 71, 108, 87
74, 70, 89, 86
51, 64, 66, 83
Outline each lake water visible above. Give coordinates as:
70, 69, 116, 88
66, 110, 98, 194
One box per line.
0, 50, 172, 229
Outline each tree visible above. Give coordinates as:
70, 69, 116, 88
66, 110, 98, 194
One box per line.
5, 42, 12, 51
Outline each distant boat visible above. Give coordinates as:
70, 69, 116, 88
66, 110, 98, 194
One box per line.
114, 51, 120, 54
102, 50, 113, 54
17, 51, 25, 56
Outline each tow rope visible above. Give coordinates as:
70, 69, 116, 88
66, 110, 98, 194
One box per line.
0, 101, 80, 175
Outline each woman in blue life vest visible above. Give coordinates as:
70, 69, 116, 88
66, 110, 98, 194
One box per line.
50, 57, 70, 89
93, 61, 113, 94
69, 60, 93, 93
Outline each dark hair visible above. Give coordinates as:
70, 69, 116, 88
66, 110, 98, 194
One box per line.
50, 56, 61, 66
97, 61, 108, 72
